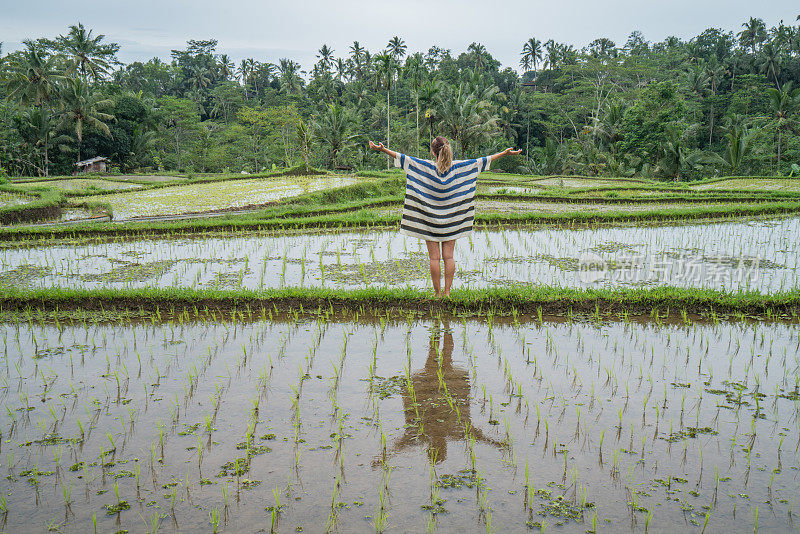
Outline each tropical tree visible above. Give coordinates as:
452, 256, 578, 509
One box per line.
405, 53, 425, 156
316, 44, 335, 72
738, 17, 767, 54
5, 41, 64, 108
436, 83, 498, 156
219, 54, 235, 81
55, 22, 119, 81
312, 103, 360, 168
759, 42, 782, 88
374, 52, 397, 168
657, 125, 724, 181
520, 38, 543, 72
277, 58, 302, 94
386, 36, 407, 61
57, 77, 114, 162
721, 115, 755, 175
349, 41, 366, 81
765, 82, 800, 172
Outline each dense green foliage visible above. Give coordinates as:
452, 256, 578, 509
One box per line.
2, 18, 800, 179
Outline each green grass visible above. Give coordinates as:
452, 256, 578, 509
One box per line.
0, 184, 64, 225
1, 286, 798, 318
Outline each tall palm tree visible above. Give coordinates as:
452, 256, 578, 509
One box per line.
386, 36, 407, 61
704, 59, 728, 145
520, 38, 543, 72
56, 23, 119, 81
544, 40, 559, 70
759, 42, 783, 88
405, 53, 425, 156
312, 104, 360, 168
5, 40, 64, 108
219, 54, 234, 80
374, 53, 397, 168
467, 42, 487, 71
349, 41, 365, 80
765, 82, 800, 172
58, 77, 114, 162
278, 58, 302, 94
317, 44, 335, 72
738, 17, 767, 54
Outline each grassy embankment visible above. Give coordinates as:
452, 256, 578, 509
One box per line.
1, 286, 798, 320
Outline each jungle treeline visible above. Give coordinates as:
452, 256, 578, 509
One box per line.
1, 16, 799, 180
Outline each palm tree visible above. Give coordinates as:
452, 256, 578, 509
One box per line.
436, 83, 498, 156
12, 107, 69, 176
765, 82, 800, 172
405, 54, 425, 156
657, 125, 724, 181
738, 17, 767, 54
722, 115, 754, 176
386, 36, 407, 61
467, 42, 487, 71
418, 80, 441, 144
5, 40, 64, 108
58, 77, 114, 162
312, 104, 360, 168
219, 54, 234, 80
759, 42, 782, 88
56, 22, 119, 81
278, 58, 302, 94
544, 40, 559, 70
374, 53, 397, 168
520, 38, 543, 72
704, 59, 728, 145
317, 44, 335, 72
349, 41, 365, 80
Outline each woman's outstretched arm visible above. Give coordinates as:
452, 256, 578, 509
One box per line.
489, 147, 522, 162
368, 140, 398, 160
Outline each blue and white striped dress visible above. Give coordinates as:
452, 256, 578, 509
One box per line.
394, 153, 491, 242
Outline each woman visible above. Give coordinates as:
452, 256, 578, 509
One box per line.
368, 136, 521, 297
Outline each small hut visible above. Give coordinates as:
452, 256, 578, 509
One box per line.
73, 157, 109, 175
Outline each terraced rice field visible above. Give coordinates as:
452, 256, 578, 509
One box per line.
0, 191, 32, 208
691, 178, 800, 192
0, 217, 796, 293
101, 176, 360, 219
0, 311, 797, 533
16, 179, 143, 192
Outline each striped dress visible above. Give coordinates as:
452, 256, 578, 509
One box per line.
394, 153, 491, 242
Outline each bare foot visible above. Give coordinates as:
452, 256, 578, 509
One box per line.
434, 291, 442, 298
442, 291, 450, 298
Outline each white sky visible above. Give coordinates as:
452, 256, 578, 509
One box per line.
1, 1, 797, 72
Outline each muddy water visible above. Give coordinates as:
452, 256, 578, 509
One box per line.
1, 217, 797, 292
0, 314, 798, 533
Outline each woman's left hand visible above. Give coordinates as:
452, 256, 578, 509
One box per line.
503, 148, 523, 156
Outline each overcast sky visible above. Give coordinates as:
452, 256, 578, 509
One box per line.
1, 1, 798, 72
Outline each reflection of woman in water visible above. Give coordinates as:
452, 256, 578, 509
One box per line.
388, 323, 503, 464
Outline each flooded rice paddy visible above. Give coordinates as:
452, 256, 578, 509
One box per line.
101, 176, 359, 220
691, 179, 800, 192
0, 312, 798, 533
1, 217, 797, 293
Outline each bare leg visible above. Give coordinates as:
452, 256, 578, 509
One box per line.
425, 240, 442, 297
442, 240, 455, 297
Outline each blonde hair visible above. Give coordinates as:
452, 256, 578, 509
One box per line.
431, 136, 453, 174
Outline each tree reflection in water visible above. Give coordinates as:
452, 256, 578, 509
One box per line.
388, 321, 504, 465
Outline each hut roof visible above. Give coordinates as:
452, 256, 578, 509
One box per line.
74, 156, 109, 167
